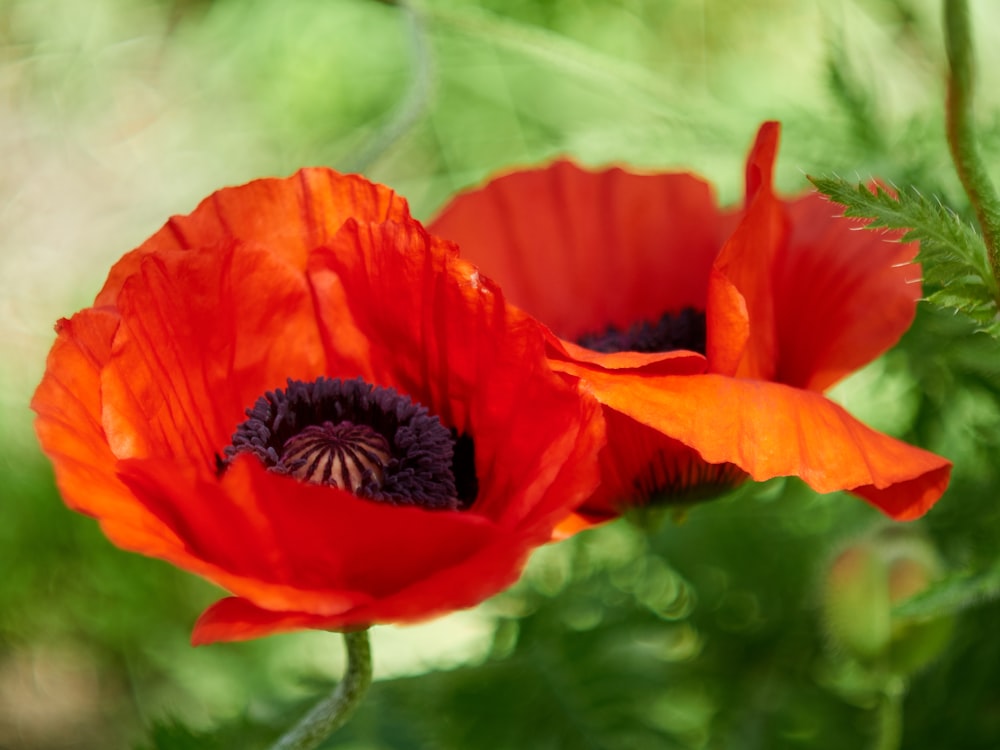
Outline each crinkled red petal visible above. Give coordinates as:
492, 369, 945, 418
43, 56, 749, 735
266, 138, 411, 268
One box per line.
772, 191, 921, 391
309, 218, 606, 531
31, 309, 188, 557
706, 122, 785, 379
192, 598, 341, 645
549, 338, 708, 376
190, 522, 540, 644
560, 407, 745, 523
96, 169, 411, 307
100, 241, 329, 475
429, 160, 729, 348
552, 364, 951, 520
118, 455, 522, 622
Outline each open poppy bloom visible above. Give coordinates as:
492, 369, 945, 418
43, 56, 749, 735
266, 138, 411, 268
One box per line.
430, 122, 951, 528
32, 169, 605, 644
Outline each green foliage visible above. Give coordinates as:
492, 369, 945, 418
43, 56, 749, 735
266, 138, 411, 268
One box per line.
129, 485, 923, 750
137, 720, 233, 750
824, 37, 885, 156
809, 176, 1000, 338
136, 716, 276, 750
894, 559, 1000, 620
7, 1, 1000, 749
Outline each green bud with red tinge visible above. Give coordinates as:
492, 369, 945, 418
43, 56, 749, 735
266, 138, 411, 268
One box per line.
822, 526, 953, 676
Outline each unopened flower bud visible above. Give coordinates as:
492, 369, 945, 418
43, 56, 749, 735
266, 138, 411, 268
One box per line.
822, 526, 952, 676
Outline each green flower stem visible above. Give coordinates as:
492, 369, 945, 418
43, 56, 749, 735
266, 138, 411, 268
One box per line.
944, 0, 1000, 290
411, 0, 682, 121
872, 677, 905, 750
340, 0, 431, 173
270, 629, 373, 750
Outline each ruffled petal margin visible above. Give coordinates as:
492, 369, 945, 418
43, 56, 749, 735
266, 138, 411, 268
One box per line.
551, 364, 951, 521
772, 192, 921, 392
31, 309, 188, 557
190, 522, 537, 644
706, 121, 785, 380
96, 169, 412, 306
708, 123, 921, 391
429, 160, 728, 344
118, 455, 559, 643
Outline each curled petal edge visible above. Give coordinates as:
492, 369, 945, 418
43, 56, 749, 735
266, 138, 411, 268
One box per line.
551, 364, 951, 521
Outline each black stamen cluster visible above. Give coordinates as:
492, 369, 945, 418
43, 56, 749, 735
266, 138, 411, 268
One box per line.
633, 455, 745, 507
577, 307, 706, 355
225, 377, 476, 510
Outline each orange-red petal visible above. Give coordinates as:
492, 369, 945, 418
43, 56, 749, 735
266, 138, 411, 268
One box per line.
192, 598, 342, 645
31, 309, 189, 557
33, 166, 609, 645
100, 241, 328, 471
706, 122, 785, 379
309, 218, 607, 531
706, 123, 922, 390
429, 160, 729, 346
553, 364, 950, 520
771, 191, 921, 391
117, 456, 512, 618
192, 524, 543, 644
96, 169, 411, 306
549, 338, 708, 375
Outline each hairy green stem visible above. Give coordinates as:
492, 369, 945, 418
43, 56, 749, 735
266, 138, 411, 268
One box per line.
944, 0, 1000, 290
270, 630, 373, 750
872, 677, 905, 750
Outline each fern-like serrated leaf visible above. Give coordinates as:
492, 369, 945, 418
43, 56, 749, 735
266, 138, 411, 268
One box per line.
894, 560, 1000, 620
809, 175, 1000, 335
922, 258, 977, 280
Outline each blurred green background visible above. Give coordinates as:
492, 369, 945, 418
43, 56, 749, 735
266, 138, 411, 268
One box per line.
4, 0, 1000, 747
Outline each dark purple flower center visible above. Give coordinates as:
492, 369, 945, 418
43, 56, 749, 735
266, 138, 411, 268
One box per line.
576, 307, 706, 355
223, 377, 477, 511
280, 421, 391, 491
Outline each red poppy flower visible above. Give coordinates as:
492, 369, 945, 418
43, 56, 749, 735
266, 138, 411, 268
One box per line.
429, 121, 951, 528
32, 169, 605, 644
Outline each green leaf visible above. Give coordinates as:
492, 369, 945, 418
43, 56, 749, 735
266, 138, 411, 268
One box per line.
135, 719, 226, 750
808, 176, 1000, 337
134, 716, 276, 750
824, 35, 884, 154
893, 560, 1000, 619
